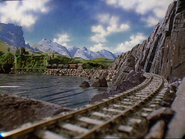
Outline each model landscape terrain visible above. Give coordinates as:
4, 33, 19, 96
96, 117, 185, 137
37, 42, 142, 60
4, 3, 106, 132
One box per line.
0, 0, 185, 138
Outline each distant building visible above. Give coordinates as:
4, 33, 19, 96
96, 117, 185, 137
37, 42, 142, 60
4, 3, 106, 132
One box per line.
69, 64, 78, 69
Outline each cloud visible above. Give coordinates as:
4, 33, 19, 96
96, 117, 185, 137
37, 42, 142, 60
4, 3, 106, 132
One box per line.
142, 16, 160, 27
0, 0, 51, 29
53, 34, 70, 46
90, 43, 109, 52
103, 0, 174, 27
91, 14, 130, 43
114, 33, 147, 52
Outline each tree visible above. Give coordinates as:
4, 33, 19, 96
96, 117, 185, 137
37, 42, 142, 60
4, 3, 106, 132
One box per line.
16, 47, 20, 55
7, 47, 10, 52
20, 46, 26, 55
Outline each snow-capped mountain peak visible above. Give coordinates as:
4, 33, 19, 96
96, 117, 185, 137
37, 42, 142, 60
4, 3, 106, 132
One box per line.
32, 39, 116, 60
82, 47, 88, 51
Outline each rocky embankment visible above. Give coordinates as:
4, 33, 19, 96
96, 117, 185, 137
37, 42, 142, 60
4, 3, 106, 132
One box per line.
109, 0, 185, 82
44, 69, 118, 82
0, 94, 71, 131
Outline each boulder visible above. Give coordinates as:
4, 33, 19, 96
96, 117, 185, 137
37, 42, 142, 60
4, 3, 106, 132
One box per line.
91, 77, 108, 87
109, 71, 146, 95
147, 107, 175, 127
79, 81, 90, 88
89, 92, 109, 104
145, 120, 166, 139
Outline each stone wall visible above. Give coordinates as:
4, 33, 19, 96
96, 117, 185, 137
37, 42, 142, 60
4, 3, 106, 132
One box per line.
44, 69, 118, 82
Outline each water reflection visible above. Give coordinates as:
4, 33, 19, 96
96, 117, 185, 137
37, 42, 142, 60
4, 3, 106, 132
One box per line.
0, 74, 110, 108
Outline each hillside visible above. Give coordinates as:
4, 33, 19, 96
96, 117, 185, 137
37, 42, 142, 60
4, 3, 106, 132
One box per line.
47, 53, 114, 69
109, 0, 185, 81
0, 40, 16, 55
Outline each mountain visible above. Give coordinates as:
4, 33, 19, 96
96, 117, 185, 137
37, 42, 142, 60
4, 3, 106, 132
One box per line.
34, 38, 71, 57
0, 23, 31, 49
67, 46, 79, 57
0, 23, 116, 60
97, 49, 116, 60
34, 39, 116, 60
109, 0, 185, 81
73, 47, 102, 60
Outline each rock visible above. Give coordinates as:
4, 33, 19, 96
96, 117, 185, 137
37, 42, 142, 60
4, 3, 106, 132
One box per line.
89, 92, 109, 104
91, 77, 108, 87
162, 91, 176, 107
126, 71, 146, 84
168, 78, 182, 92
145, 120, 166, 139
0, 23, 28, 48
0, 94, 71, 131
147, 107, 175, 126
109, 71, 145, 95
79, 81, 90, 88
108, 0, 185, 81
166, 77, 185, 138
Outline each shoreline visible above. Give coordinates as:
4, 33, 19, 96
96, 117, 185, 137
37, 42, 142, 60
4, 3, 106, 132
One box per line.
0, 94, 72, 132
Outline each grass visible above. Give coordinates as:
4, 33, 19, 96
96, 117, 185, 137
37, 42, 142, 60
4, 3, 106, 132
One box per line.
0, 40, 16, 55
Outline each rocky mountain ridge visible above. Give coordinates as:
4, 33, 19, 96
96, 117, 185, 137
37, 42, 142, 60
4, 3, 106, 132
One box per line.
109, 0, 185, 81
0, 23, 30, 49
34, 38, 116, 60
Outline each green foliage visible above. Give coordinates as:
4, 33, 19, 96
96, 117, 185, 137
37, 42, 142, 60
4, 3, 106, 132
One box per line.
15, 55, 48, 69
16, 47, 20, 55
84, 58, 114, 69
48, 55, 114, 69
0, 51, 4, 57
0, 51, 14, 67
20, 46, 26, 55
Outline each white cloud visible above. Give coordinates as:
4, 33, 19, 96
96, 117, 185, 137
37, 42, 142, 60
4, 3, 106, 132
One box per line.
90, 43, 109, 52
114, 33, 147, 52
53, 34, 70, 46
0, 0, 51, 29
103, 0, 174, 27
91, 14, 130, 43
142, 16, 160, 27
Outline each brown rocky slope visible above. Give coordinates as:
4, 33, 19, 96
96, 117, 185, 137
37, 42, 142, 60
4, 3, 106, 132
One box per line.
109, 0, 185, 81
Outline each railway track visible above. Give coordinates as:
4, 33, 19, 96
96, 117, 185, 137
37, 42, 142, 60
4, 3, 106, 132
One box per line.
2, 73, 168, 139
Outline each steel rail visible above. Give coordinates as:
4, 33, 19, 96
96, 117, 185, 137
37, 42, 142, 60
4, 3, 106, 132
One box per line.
1, 73, 166, 138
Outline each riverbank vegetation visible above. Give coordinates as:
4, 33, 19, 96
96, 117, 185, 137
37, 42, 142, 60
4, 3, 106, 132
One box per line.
47, 53, 114, 69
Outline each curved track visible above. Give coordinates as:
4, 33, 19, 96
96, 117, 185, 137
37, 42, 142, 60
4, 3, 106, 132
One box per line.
2, 73, 168, 139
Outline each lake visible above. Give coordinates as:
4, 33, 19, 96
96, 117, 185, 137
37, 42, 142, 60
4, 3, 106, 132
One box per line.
0, 74, 111, 108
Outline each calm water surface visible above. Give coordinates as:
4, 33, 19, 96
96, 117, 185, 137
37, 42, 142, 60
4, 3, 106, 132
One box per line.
0, 74, 111, 108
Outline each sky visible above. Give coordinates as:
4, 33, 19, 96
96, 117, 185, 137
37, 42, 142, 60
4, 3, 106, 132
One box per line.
0, 0, 174, 53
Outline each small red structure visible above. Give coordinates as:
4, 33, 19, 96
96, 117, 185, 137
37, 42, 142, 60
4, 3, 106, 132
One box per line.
69, 64, 78, 69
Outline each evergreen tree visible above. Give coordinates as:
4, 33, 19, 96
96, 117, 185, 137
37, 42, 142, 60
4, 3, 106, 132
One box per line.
16, 47, 20, 55
20, 46, 26, 55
